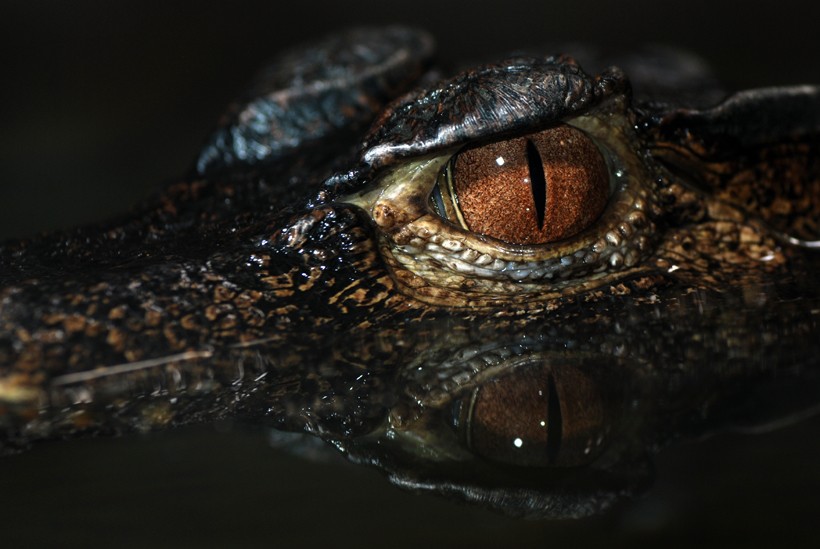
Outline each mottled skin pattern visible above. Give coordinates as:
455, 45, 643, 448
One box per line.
0, 28, 819, 518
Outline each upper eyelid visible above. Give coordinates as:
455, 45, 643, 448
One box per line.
341, 106, 659, 307
359, 61, 627, 170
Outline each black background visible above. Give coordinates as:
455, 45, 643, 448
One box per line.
1, 1, 820, 547
3, 0, 820, 239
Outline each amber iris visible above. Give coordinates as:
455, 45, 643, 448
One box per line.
455, 363, 608, 468
438, 125, 609, 245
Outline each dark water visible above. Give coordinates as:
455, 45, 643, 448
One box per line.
1, 417, 819, 548
2, 1, 820, 547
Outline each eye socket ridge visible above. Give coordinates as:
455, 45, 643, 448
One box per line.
429, 124, 611, 246
341, 108, 657, 306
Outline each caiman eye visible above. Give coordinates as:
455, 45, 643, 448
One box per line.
451, 363, 609, 467
344, 108, 653, 307
430, 125, 610, 245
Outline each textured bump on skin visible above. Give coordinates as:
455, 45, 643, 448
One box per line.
454, 125, 609, 244
197, 27, 435, 175
360, 56, 628, 169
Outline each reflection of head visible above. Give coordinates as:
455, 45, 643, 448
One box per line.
337, 345, 653, 519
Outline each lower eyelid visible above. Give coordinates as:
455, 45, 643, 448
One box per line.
346, 110, 658, 305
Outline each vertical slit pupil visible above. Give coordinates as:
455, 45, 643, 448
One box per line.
546, 372, 562, 465
525, 139, 547, 231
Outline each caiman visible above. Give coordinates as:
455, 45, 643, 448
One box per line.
1, 27, 819, 518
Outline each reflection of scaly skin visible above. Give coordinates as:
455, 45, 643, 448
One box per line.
0, 27, 819, 517
339, 282, 818, 518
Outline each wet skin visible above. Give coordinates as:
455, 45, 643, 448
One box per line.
0, 28, 819, 517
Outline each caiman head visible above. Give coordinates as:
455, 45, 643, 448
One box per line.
1, 28, 819, 518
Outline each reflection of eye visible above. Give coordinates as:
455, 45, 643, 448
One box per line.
451, 363, 609, 467
430, 125, 610, 245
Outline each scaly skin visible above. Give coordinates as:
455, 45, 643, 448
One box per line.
0, 28, 818, 518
